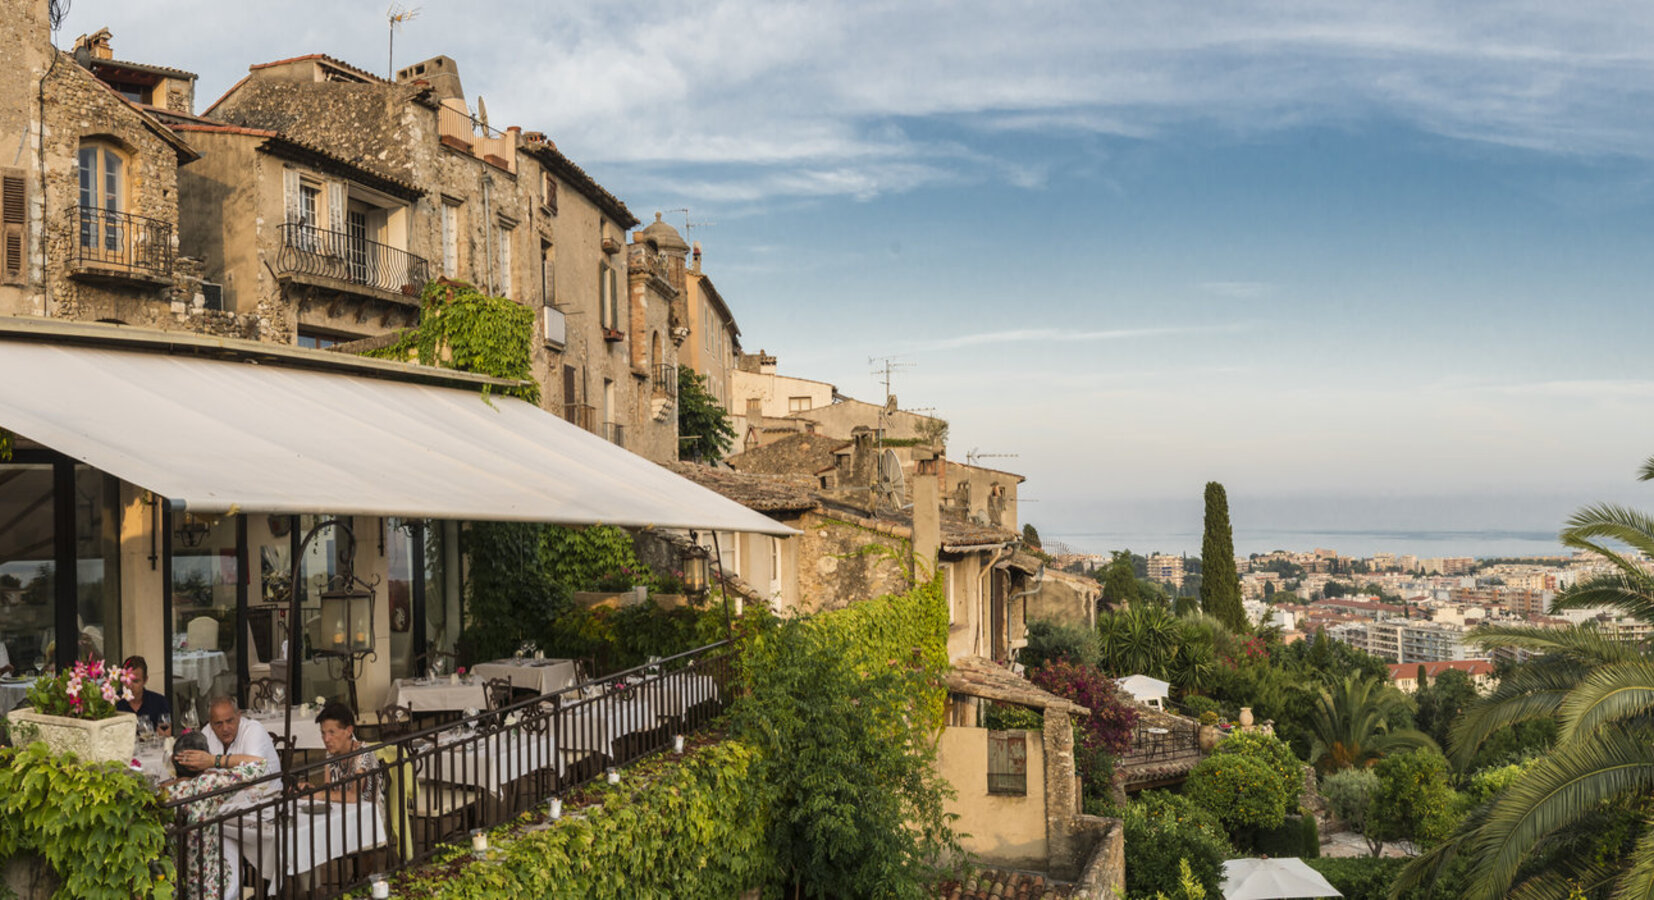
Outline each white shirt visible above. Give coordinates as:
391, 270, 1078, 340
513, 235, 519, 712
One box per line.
206, 714, 283, 797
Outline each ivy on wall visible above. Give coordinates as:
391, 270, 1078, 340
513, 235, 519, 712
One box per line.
0, 743, 173, 899
364, 279, 539, 404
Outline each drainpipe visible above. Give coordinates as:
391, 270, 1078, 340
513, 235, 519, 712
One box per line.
479, 170, 493, 295
976, 543, 1015, 658
1006, 564, 1046, 668
37, 35, 62, 315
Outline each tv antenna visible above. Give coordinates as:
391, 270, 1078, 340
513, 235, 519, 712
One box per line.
868, 356, 913, 409
387, 5, 421, 78
965, 449, 1019, 466
666, 208, 716, 237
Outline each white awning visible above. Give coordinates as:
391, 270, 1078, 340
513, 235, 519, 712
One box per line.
0, 339, 795, 536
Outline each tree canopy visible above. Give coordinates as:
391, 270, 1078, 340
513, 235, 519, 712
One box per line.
1200, 482, 1246, 631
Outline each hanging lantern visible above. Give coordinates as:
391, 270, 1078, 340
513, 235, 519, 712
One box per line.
681, 542, 711, 597
320, 584, 375, 654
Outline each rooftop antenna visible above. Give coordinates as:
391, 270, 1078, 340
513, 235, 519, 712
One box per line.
965, 449, 1020, 466
387, 5, 420, 79
867, 356, 913, 410
666, 207, 716, 237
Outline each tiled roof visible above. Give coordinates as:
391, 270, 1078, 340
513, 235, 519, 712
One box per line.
163, 121, 424, 201
659, 462, 819, 513
940, 516, 1019, 550
1388, 659, 1496, 680
946, 657, 1089, 715
726, 433, 848, 479
523, 139, 639, 229
249, 53, 387, 83
91, 58, 198, 81
934, 868, 1073, 900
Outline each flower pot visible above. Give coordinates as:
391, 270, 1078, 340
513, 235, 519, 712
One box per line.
5, 709, 136, 764
1198, 724, 1220, 753
1239, 707, 1254, 728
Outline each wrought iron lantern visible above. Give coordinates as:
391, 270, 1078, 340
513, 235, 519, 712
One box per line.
681, 540, 711, 597
175, 514, 213, 549
319, 584, 375, 655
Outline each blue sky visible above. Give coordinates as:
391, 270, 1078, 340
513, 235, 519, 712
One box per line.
58, 1, 1654, 554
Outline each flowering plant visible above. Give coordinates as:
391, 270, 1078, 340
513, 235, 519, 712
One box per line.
23, 659, 135, 720
457, 667, 468, 676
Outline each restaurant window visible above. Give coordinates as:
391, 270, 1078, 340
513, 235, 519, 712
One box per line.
386, 518, 418, 681
0, 464, 55, 683
75, 468, 121, 674
169, 513, 238, 724
987, 730, 1028, 795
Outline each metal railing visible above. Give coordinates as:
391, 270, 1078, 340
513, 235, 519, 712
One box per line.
274, 223, 429, 297
70, 205, 174, 276
1120, 720, 1200, 766
603, 422, 625, 448
563, 403, 596, 432
162, 642, 732, 899
652, 364, 677, 398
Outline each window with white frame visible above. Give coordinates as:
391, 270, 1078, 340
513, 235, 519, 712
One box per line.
441, 200, 461, 277
787, 396, 812, 413
497, 222, 514, 297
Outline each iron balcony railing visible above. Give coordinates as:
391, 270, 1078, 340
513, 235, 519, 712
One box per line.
275, 223, 429, 297
652, 364, 677, 398
1120, 720, 1200, 766
604, 422, 625, 448
162, 642, 732, 899
70, 205, 174, 276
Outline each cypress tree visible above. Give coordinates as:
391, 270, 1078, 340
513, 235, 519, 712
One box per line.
1200, 481, 1246, 631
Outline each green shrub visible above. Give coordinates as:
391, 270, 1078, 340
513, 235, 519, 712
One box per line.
1183, 694, 1220, 721
1251, 813, 1319, 859
1123, 791, 1233, 899
1306, 856, 1470, 900
1186, 753, 1292, 831
1019, 619, 1100, 669
1319, 766, 1381, 855
1211, 730, 1304, 805
0, 743, 173, 899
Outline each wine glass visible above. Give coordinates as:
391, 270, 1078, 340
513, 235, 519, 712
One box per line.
431, 657, 444, 679
136, 716, 155, 746
271, 682, 286, 707
462, 707, 479, 735
157, 713, 172, 738
182, 705, 199, 732
31, 656, 43, 678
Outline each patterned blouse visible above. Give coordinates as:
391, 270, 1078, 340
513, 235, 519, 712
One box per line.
324, 740, 384, 802
167, 760, 267, 900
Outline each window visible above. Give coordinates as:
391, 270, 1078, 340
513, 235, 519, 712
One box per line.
941, 563, 955, 625
296, 330, 347, 350
441, 200, 460, 277
540, 240, 554, 305
2, 169, 24, 284
345, 208, 368, 283
497, 223, 513, 297
787, 396, 812, 413
986, 731, 1028, 795
599, 264, 620, 331
77, 142, 126, 252
540, 171, 558, 214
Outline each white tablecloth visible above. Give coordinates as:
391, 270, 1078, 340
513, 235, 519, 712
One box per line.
384, 678, 487, 712
558, 695, 655, 757
246, 712, 326, 750
0, 678, 35, 712
422, 728, 560, 794
472, 659, 578, 695
226, 801, 387, 882
654, 672, 720, 718
172, 651, 229, 695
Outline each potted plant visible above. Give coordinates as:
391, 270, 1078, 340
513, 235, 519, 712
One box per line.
7, 659, 138, 764
1198, 710, 1221, 752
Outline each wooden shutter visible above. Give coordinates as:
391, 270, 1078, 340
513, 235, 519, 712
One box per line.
326, 180, 346, 234
282, 168, 301, 225
2, 170, 26, 284
986, 731, 1028, 795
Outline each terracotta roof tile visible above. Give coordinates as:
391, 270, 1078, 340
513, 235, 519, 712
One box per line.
946, 657, 1089, 715
659, 462, 819, 513
934, 868, 1074, 900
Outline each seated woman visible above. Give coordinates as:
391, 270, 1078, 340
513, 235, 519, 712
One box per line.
114, 656, 172, 735
298, 701, 382, 804
163, 730, 266, 900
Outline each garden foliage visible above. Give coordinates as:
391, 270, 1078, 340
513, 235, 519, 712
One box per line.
1185, 752, 1293, 831
1121, 790, 1233, 899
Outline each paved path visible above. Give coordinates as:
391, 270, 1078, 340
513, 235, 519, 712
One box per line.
1319, 830, 1416, 859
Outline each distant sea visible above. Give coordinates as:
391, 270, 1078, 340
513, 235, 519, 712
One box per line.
1046, 528, 1569, 561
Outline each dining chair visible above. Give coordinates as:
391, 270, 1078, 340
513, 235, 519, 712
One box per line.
482, 677, 513, 732
185, 616, 219, 652
376, 703, 415, 742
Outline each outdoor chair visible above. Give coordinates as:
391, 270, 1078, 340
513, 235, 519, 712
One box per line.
375, 703, 415, 742
185, 616, 218, 652
407, 749, 480, 848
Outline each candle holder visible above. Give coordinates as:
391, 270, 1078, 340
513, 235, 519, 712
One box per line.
548, 796, 563, 820
470, 829, 489, 859
673, 734, 685, 754
606, 766, 620, 785
369, 874, 390, 899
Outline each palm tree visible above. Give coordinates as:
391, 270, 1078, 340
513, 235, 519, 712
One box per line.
1306, 674, 1437, 774
1396, 492, 1654, 900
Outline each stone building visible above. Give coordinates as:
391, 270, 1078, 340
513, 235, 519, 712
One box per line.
184, 52, 678, 461
0, 7, 260, 335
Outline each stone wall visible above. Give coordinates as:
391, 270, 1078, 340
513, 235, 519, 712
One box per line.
793, 512, 913, 613
1069, 817, 1125, 900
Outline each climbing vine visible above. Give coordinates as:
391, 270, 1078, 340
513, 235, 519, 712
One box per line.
364, 279, 539, 404
0, 743, 174, 899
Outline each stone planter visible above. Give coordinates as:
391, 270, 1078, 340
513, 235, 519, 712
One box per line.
572, 588, 646, 610
1198, 724, 1220, 753
5, 709, 137, 765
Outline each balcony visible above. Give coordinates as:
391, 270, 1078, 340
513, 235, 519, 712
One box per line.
68, 205, 174, 283
564, 403, 596, 432
652, 364, 677, 398
604, 421, 626, 448
274, 223, 429, 304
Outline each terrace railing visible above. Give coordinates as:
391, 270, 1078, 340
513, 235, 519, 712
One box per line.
162, 641, 732, 899
275, 223, 429, 298
70, 205, 174, 277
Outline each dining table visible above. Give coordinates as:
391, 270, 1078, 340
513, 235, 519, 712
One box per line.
471, 658, 579, 695
171, 649, 229, 696
225, 799, 387, 892
383, 676, 488, 712
246, 710, 326, 750
421, 726, 563, 795
556, 693, 657, 758
0, 676, 35, 712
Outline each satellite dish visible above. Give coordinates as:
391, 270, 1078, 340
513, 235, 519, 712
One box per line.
878, 449, 907, 509
475, 96, 489, 130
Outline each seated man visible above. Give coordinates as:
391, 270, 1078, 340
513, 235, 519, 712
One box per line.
189, 696, 283, 799
114, 655, 172, 735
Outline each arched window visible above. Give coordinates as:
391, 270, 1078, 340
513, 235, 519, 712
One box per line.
77, 139, 129, 253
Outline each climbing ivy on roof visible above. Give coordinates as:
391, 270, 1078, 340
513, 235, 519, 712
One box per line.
363, 279, 540, 404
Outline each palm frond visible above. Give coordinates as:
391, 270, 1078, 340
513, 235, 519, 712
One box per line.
1508, 857, 1622, 900
1552, 575, 1654, 624
1558, 660, 1654, 743
1463, 726, 1654, 900
1610, 823, 1654, 900
1638, 454, 1654, 483
1467, 624, 1641, 663
1562, 504, 1654, 562
1449, 657, 1590, 766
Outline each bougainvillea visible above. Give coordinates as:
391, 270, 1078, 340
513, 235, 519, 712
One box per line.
1027, 659, 1139, 757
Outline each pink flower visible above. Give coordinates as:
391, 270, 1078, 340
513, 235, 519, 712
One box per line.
457, 667, 467, 675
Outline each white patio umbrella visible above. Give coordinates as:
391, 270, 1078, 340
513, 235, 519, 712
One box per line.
1221, 858, 1342, 900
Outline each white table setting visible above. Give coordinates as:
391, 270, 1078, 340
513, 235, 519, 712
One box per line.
556, 692, 656, 757
246, 709, 326, 750
225, 798, 387, 888
384, 675, 488, 712
171, 649, 229, 696
652, 670, 721, 719
471, 657, 578, 695
0, 675, 36, 712
421, 724, 561, 794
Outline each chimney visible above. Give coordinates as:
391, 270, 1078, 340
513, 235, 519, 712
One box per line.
913, 448, 941, 578
691, 241, 702, 274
